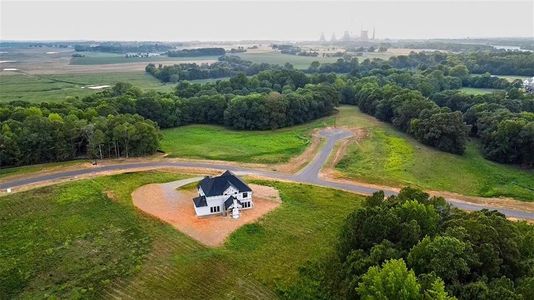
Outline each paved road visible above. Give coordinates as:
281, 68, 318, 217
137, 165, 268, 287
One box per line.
1, 128, 533, 219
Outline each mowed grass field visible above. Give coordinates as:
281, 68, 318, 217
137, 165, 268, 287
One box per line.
459, 87, 503, 95
160, 117, 335, 163
334, 106, 534, 201
0, 72, 173, 103
0, 171, 363, 298
235, 48, 422, 69
236, 52, 339, 69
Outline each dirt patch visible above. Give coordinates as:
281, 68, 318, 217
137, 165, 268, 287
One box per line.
132, 180, 281, 247
508, 217, 534, 224
105, 190, 118, 202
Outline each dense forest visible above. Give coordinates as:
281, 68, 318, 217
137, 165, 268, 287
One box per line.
283, 188, 534, 299
387, 51, 534, 76
147, 50, 532, 86
145, 56, 279, 82
167, 47, 226, 57
0, 70, 336, 167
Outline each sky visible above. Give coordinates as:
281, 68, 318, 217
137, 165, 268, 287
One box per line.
1, 0, 533, 41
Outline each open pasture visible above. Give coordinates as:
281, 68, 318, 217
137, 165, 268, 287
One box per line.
236, 51, 339, 69
160, 116, 334, 164
334, 106, 534, 201
0, 72, 173, 103
70, 52, 219, 65
0, 171, 363, 298
459, 87, 503, 95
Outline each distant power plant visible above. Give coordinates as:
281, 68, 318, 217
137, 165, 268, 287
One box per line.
320, 27, 376, 42
330, 32, 337, 42
360, 30, 369, 41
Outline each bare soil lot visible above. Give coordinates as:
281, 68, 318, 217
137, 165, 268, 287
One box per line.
132, 180, 281, 247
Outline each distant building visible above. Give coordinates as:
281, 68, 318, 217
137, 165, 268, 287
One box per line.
192, 170, 253, 218
341, 31, 351, 41
360, 30, 369, 42
524, 77, 534, 93
372, 27, 376, 40
330, 32, 337, 42
319, 32, 326, 42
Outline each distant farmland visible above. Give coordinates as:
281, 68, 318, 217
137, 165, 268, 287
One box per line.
70, 52, 219, 65
236, 52, 338, 69
0, 72, 173, 103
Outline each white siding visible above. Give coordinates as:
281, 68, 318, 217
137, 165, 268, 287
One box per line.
194, 206, 211, 216
193, 182, 254, 216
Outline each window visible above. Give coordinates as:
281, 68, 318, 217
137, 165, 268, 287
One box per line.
243, 192, 248, 198
210, 206, 220, 213
242, 202, 251, 208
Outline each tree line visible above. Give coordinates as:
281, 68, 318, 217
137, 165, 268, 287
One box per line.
166, 47, 225, 57
2, 56, 533, 168
145, 55, 279, 82
340, 78, 468, 154
432, 90, 534, 166
387, 50, 534, 76
282, 187, 534, 299
0, 110, 159, 167
0, 73, 337, 167
74, 42, 172, 54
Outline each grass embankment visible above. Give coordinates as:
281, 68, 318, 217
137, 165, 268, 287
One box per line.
0, 72, 173, 103
0, 171, 363, 298
160, 116, 334, 164
335, 106, 534, 201
0, 160, 88, 181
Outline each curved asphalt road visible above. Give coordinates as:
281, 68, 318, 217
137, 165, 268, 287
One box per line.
1, 128, 533, 219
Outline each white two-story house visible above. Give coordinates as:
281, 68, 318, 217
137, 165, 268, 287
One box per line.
192, 170, 253, 217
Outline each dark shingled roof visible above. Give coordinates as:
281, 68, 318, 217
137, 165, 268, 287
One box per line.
224, 196, 241, 210
198, 170, 252, 197
193, 196, 207, 208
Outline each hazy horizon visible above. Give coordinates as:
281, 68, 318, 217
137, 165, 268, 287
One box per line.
1, 1, 533, 41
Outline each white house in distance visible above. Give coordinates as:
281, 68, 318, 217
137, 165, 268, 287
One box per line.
193, 170, 253, 217
524, 77, 534, 94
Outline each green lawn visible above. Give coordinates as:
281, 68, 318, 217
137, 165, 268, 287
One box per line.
0, 160, 89, 181
0, 171, 363, 298
335, 106, 534, 201
236, 52, 339, 69
160, 117, 335, 164
459, 87, 503, 95
0, 72, 174, 103
70, 52, 219, 65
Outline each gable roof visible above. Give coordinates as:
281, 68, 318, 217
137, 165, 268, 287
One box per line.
224, 196, 242, 210
198, 170, 252, 197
